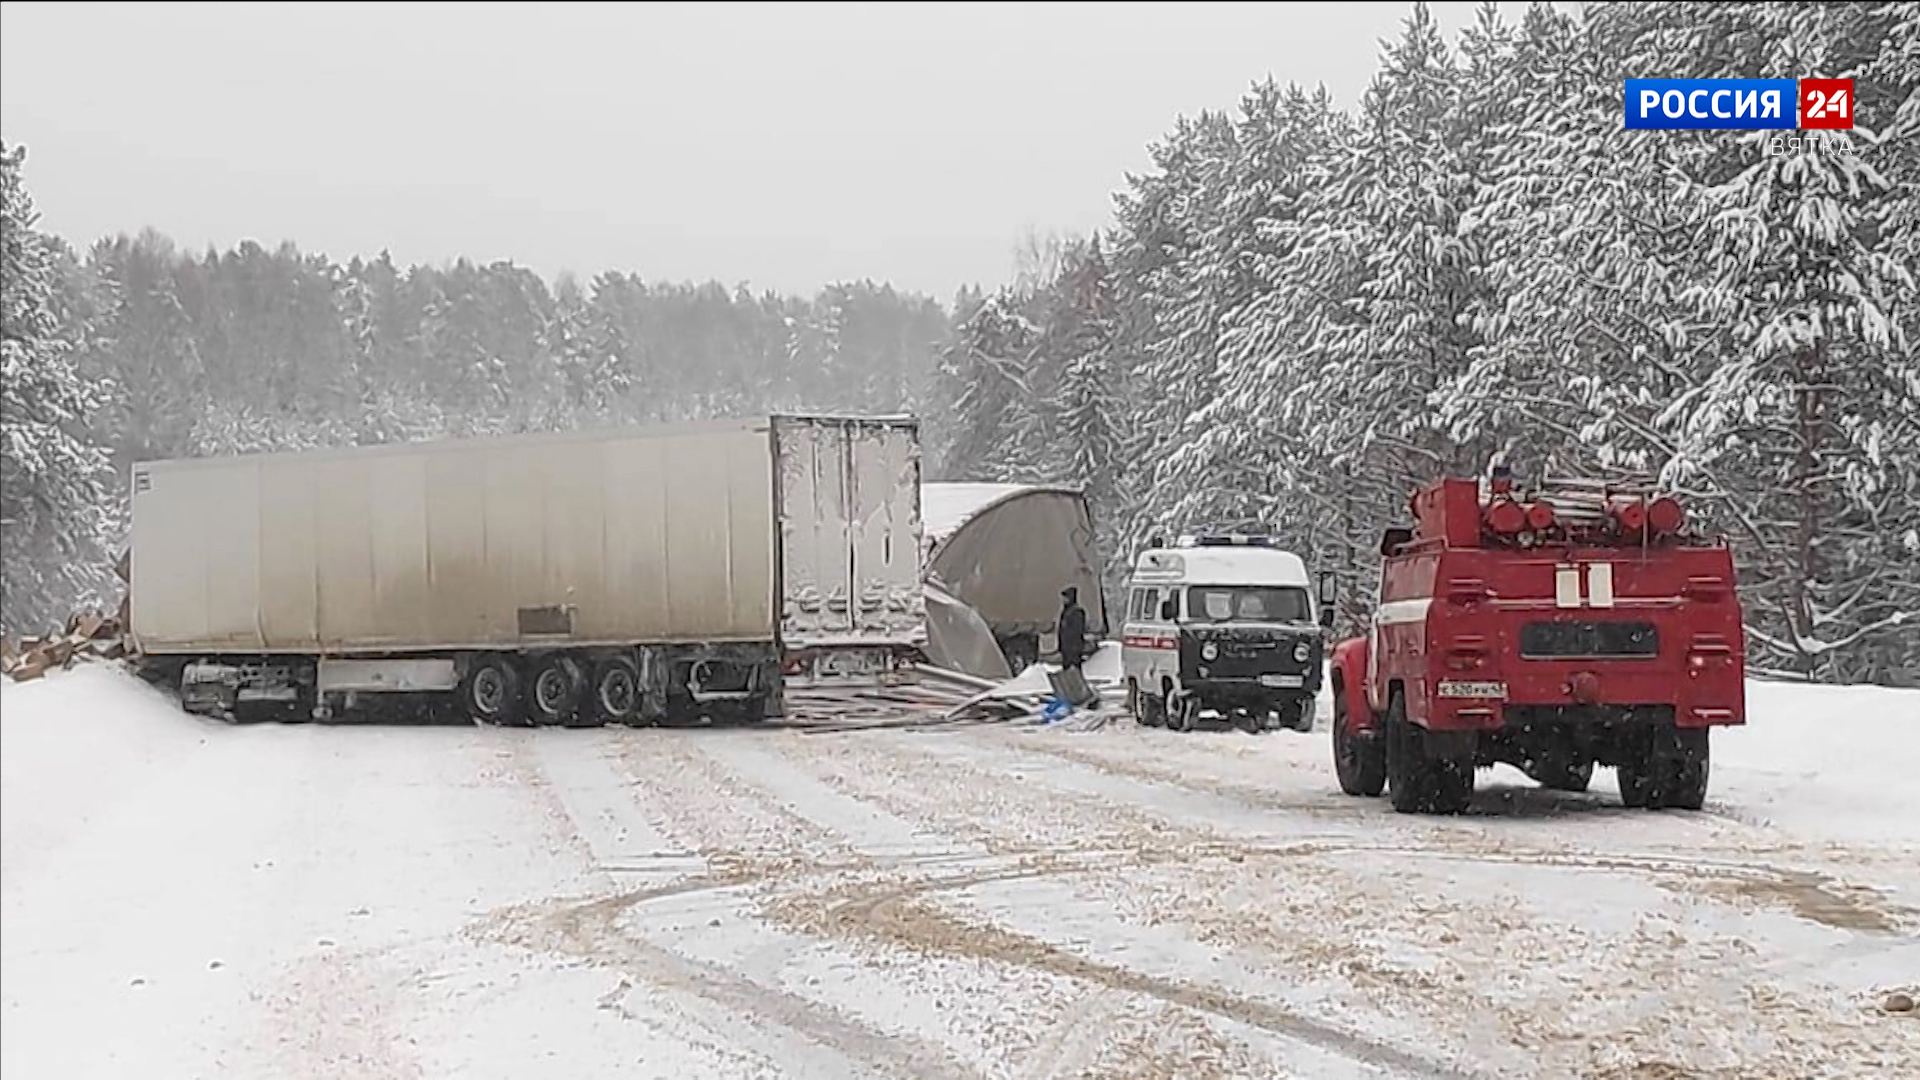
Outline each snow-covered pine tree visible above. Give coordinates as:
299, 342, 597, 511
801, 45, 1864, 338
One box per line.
1, 142, 120, 634
1037, 240, 1136, 586
1161, 80, 1360, 590
82, 231, 208, 474
1109, 110, 1241, 551
928, 285, 1039, 481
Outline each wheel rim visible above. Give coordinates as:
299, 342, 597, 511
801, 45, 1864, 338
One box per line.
537, 668, 569, 713
600, 670, 635, 716
473, 668, 505, 714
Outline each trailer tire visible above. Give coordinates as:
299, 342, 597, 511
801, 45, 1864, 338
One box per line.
463, 655, 526, 727
1332, 688, 1387, 798
590, 656, 641, 726
528, 655, 586, 727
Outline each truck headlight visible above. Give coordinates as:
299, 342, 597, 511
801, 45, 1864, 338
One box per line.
1293, 641, 1311, 663
1201, 642, 1219, 661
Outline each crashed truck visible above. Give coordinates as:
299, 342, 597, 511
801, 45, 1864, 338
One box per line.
127, 415, 928, 725
1328, 471, 1747, 815
920, 483, 1108, 678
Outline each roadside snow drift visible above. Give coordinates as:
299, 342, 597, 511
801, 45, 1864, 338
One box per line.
4, 666, 1916, 1080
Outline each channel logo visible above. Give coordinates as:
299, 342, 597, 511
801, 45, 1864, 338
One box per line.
1624, 78, 1854, 131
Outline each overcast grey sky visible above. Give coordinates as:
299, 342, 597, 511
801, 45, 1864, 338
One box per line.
1, 1, 1557, 299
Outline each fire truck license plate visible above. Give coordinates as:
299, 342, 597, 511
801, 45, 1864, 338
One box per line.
1438, 680, 1507, 699
1259, 674, 1305, 688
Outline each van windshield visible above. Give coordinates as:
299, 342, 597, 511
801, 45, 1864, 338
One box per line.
1186, 586, 1311, 624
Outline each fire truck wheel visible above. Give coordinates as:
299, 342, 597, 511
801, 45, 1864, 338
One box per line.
1332, 691, 1387, 797
1617, 727, 1708, 809
1386, 692, 1472, 815
1617, 753, 1654, 808
1143, 690, 1166, 727
1654, 728, 1710, 810
1385, 694, 1426, 812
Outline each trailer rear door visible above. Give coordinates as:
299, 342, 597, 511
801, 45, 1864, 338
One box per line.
771, 415, 926, 651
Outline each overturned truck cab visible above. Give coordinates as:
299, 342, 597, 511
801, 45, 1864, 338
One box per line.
1328, 476, 1746, 814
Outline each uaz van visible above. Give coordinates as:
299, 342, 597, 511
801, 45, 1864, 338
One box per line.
1120, 535, 1335, 733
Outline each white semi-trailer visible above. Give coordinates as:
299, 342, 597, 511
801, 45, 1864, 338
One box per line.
128, 414, 928, 725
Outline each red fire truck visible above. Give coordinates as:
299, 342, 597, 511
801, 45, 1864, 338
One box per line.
1327, 470, 1746, 815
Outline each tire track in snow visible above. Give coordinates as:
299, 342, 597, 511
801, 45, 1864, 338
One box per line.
508, 730, 1003, 1080
762, 726, 1920, 1079
756, 729, 1492, 1079
644, 729, 1144, 1079
583, 729, 1366, 1078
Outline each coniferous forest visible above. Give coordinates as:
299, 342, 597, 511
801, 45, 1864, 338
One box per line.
4, 1, 1917, 684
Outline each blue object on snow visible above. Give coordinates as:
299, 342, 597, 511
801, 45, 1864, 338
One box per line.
1041, 696, 1072, 723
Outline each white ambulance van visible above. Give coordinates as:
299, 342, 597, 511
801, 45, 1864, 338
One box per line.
1120, 535, 1335, 733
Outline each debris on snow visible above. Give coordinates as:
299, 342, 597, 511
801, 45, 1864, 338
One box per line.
789, 641, 1127, 734
2, 600, 132, 683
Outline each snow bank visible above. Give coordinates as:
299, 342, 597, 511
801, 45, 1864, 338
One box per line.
1713, 678, 1920, 848
1, 665, 214, 883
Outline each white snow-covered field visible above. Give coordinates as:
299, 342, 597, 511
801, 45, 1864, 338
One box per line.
4, 667, 1916, 1080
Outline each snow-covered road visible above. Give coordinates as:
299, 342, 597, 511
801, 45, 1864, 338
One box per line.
4, 668, 1916, 1080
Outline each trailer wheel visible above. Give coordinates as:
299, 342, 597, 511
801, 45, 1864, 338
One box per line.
463, 655, 526, 727
590, 657, 640, 725
1332, 688, 1387, 797
528, 655, 586, 727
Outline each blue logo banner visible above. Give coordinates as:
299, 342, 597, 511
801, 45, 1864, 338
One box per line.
1624, 79, 1798, 130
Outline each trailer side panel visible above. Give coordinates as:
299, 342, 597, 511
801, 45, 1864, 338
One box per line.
131, 421, 778, 654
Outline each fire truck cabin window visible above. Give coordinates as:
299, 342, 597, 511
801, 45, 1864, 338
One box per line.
1187, 586, 1311, 624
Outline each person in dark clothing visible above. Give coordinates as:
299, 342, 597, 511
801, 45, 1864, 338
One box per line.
1057, 586, 1089, 673
1053, 585, 1098, 711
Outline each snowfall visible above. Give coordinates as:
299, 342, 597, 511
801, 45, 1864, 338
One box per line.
3, 662, 1917, 1080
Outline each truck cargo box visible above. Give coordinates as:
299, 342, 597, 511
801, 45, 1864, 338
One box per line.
130, 415, 927, 659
